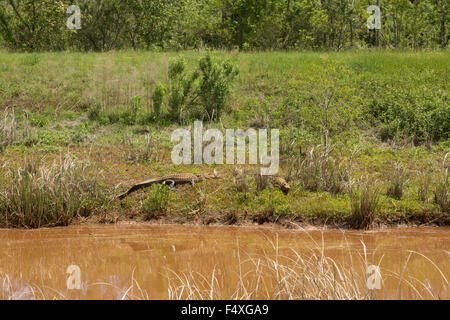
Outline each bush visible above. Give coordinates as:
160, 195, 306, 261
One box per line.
167, 54, 238, 123
198, 55, 239, 121
365, 87, 449, 144
167, 57, 199, 123
152, 83, 166, 118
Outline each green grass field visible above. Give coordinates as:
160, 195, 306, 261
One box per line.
0, 50, 448, 229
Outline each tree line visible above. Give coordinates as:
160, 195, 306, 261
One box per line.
0, 0, 448, 51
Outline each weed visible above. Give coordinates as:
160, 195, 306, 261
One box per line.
294, 144, 354, 194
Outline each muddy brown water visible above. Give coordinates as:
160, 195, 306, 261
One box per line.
0, 224, 448, 300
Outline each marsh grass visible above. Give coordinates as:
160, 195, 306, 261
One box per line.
350, 180, 381, 230
417, 168, 432, 202
123, 132, 154, 163
434, 153, 449, 213
0, 155, 106, 228
387, 162, 407, 200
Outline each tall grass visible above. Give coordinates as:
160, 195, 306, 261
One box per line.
0, 109, 17, 153
387, 162, 407, 200
0, 155, 106, 228
434, 153, 449, 213
350, 180, 381, 230
289, 144, 355, 194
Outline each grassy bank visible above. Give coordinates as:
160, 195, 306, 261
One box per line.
0, 50, 448, 229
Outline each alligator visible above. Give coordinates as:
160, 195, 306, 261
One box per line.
270, 176, 291, 195
118, 171, 221, 200
233, 168, 291, 195
118, 169, 291, 200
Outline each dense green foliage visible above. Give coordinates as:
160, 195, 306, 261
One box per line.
0, 0, 448, 51
0, 50, 447, 143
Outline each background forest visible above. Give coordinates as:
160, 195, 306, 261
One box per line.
0, 0, 448, 52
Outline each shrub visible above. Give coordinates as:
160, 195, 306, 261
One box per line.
152, 83, 166, 117
0, 155, 106, 228
167, 54, 238, 123
365, 87, 449, 144
197, 55, 239, 121
167, 57, 196, 123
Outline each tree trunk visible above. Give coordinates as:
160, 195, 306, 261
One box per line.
439, 0, 447, 48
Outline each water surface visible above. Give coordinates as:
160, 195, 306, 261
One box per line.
0, 224, 448, 299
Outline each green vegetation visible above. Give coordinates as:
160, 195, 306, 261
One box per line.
142, 184, 172, 220
0, 1, 448, 51
0, 50, 448, 229
350, 180, 381, 229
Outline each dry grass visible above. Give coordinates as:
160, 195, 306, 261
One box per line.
288, 144, 356, 194
0, 271, 149, 300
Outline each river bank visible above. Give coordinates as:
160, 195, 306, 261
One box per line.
0, 51, 448, 229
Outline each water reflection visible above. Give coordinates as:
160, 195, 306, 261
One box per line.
0, 225, 448, 299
